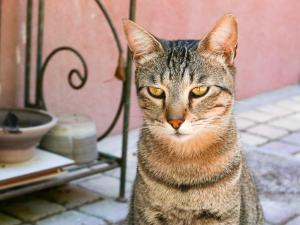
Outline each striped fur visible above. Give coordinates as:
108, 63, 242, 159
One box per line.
124, 15, 263, 225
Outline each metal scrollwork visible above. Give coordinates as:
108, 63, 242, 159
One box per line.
27, 0, 125, 141
37, 47, 88, 109
20, 0, 136, 202
28, 0, 129, 140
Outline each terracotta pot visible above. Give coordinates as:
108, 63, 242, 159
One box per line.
0, 108, 58, 163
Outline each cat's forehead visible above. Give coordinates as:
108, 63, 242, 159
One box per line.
162, 39, 199, 49
160, 39, 200, 82
136, 39, 233, 90
162, 39, 199, 65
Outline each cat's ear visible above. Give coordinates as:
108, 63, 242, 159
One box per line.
123, 20, 164, 65
198, 14, 238, 65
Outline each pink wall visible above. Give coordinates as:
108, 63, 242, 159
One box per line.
1, 0, 300, 135
0, 0, 23, 108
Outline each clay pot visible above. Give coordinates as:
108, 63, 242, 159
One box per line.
0, 108, 58, 163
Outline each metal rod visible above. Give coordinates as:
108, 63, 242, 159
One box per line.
24, 0, 33, 107
0, 0, 2, 84
99, 152, 121, 163
35, 0, 45, 107
65, 157, 114, 172
97, 84, 124, 141
94, 0, 127, 141
0, 162, 119, 201
94, 0, 123, 54
117, 0, 136, 202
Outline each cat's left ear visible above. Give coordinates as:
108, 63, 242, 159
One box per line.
123, 20, 164, 65
198, 14, 238, 65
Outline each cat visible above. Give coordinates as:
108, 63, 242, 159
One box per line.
123, 14, 263, 225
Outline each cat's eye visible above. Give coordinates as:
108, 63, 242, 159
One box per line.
147, 87, 165, 98
190, 86, 209, 98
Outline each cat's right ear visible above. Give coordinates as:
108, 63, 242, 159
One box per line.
198, 14, 238, 65
123, 20, 164, 65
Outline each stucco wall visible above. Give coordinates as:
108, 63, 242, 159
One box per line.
0, 0, 23, 108
1, 0, 300, 135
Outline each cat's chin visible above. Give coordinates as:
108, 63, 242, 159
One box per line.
169, 133, 193, 142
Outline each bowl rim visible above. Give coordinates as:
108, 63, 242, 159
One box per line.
0, 108, 58, 132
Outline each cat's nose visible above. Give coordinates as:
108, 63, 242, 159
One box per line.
168, 119, 185, 130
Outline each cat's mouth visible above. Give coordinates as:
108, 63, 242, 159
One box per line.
175, 131, 184, 136
171, 131, 191, 142
171, 131, 191, 140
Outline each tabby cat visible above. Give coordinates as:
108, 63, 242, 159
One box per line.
123, 14, 263, 225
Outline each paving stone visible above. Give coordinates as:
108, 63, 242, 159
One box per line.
294, 152, 300, 160
79, 199, 128, 223
37, 210, 106, 225
256, 104, 293, 117
38, 185, 101, 209
105, 165, 137, 182
235, 117, 256, 130
288, 112, 300, 121
240, 132, 269, 146
0, 196, 65, 222
76, 175, 132, 198
98, 129, 139, 163
258, 141, 300, 155
247, 124, 288, 139
276, 99, 300, 112
291, 95, 300, 102
260, 200, 298, 224
105, 157, 137, 182
269, 117, 300, 131
0, 213, 21, 225
286, 216, 300, 225
238, 110, 278, 122
281, 132, 300, 146
245, 148, 300, 194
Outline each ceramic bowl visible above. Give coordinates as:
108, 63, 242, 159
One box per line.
0, 108, 58, 163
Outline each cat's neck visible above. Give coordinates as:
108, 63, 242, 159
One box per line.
137, 119, 241, 187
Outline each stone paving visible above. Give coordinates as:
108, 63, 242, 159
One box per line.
1, 85, 300, 225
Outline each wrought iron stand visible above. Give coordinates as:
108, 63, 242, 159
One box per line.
0, 0, 135, 202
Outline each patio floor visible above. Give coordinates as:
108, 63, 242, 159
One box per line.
1, 85, 300, 225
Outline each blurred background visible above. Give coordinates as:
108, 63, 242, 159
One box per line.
1, 0, 300, 135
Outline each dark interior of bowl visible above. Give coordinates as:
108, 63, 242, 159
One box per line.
0, 109, 52, 129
